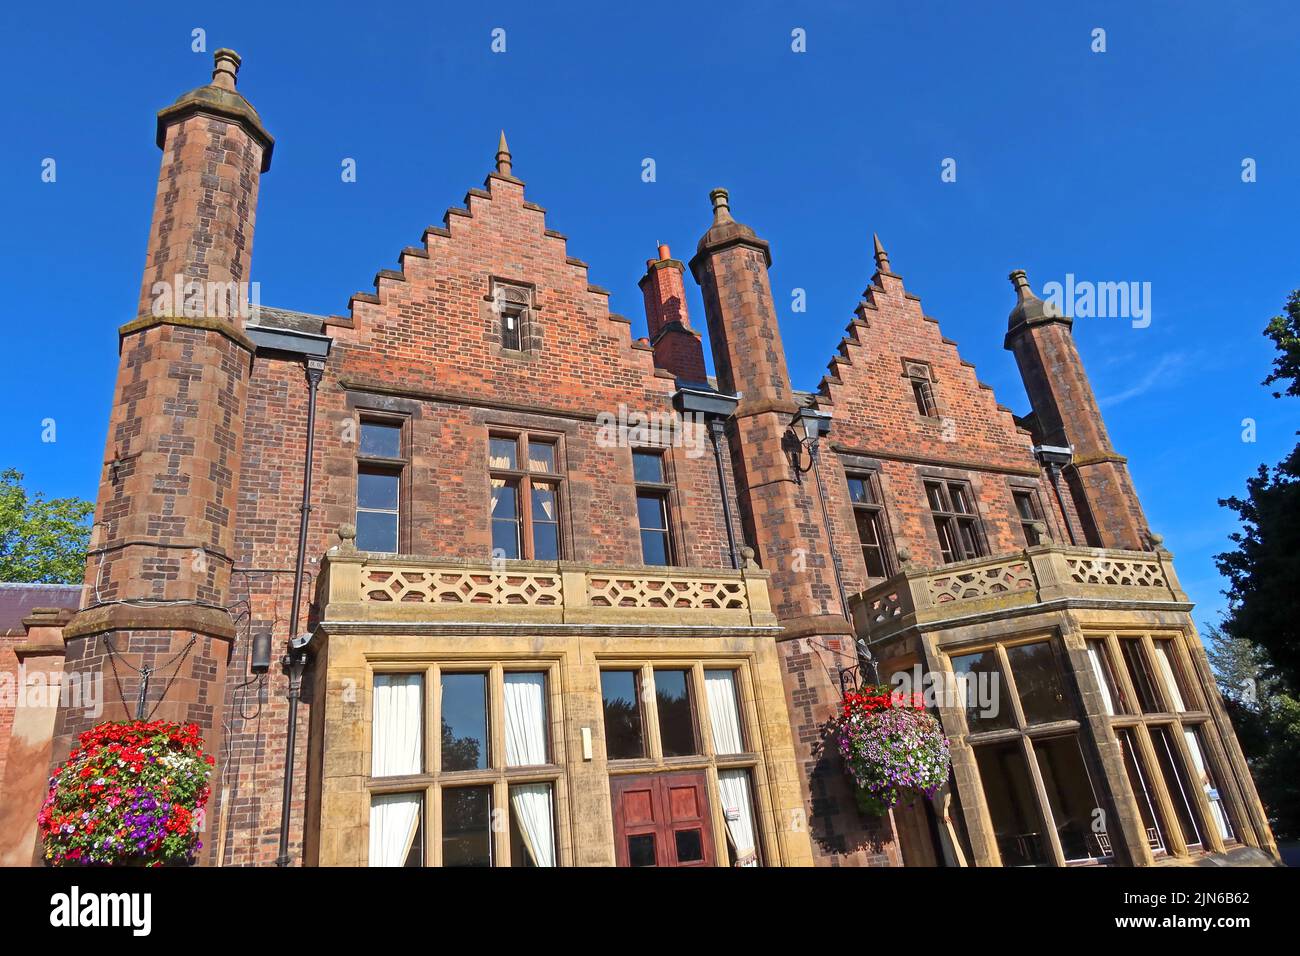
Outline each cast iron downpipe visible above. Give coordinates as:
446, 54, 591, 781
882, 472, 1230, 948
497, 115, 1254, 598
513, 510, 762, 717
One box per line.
1044, 462, 1079, 546
806, 439, 852, 622
708, 418, 741, 569
276, 358, 324, 867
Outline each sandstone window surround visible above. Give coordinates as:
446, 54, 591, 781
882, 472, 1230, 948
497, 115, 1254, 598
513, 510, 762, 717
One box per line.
488, 430, 564, 560
1084, 630, 1242, 860
902, 359, 939, 419
632, 449, 676, 567
599, 660, 767, 867
355, 416, 410, 554
924, 478, 988, 564
488, 278, 540, 356
944, 635, 1115, 867
845, 469, 895, 580
1011, 486, 1048, 547
366, 661, 566, 867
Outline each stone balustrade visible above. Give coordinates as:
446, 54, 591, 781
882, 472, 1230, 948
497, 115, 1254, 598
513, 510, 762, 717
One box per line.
315, 550, 776, 631
851, 544, 1189, 642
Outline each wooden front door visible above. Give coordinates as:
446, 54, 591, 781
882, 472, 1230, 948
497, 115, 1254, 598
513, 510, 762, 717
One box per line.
611, 771, 715, 867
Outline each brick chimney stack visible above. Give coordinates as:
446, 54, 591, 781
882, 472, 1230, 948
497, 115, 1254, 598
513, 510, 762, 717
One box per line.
1004, 269, 1151, 550
56, 50, 274, 864
639, 243, 708, 383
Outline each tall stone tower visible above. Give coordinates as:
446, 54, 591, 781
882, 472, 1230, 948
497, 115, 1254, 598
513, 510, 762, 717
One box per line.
1004, 270, 1151, 550
54, 51, 272, 859
689, 189, 898, 865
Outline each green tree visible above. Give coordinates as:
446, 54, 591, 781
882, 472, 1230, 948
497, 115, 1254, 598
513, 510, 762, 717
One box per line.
0, 469, 93, 584
1204, 625, 1300, 840
1215, 290, 1300, 694
1262, 289, 1300, 399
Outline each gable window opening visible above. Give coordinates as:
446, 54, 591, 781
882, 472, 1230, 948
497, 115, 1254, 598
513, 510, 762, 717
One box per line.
846, 471, 894, 579
501, 304, 524, 351
633, 449, 675, 566
489, 432, 562, 560
912, 378, 937, 417
905, 363, 938, 418
492, 281, 534, 354
1013, 488, 1046, 547
925, 480, 986, 564
356, 419, 405, 553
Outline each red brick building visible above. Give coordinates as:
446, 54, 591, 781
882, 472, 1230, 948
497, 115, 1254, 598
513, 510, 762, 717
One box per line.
2, 52, 1277, 868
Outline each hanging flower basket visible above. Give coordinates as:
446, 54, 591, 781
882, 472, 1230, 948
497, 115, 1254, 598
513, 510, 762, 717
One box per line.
832, 686, 951, 816
38, 720, 214, 867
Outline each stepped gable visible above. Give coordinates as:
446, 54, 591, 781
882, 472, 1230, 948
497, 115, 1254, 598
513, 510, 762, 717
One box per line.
811, 236, 1035, 469
322, 133, 672, 412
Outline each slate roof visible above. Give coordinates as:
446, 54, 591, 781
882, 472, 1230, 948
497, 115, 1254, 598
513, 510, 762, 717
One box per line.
0, 582, 80, 635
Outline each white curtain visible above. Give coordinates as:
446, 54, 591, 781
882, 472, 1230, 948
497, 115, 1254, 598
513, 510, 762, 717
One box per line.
369, 793, 421, 866
504, 672, 548, 766
372, 674, 423, 776
1087, 644, 1115, 716
1153, 644, 1187, 712
1183, 729, 1234, 841
705, 670, 743, 755
718, 769, 759, 867
509, 783, 556, 867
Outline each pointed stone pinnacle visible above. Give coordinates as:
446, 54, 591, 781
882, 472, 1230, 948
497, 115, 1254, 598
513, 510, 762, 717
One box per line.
873, 233, 891, 274
495, 130, 512, 176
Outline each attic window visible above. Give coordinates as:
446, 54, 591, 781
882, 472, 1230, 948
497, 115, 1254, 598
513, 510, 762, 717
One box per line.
491, 281, 534, 353
501, 308, 523, 351
905, 362, 937, 417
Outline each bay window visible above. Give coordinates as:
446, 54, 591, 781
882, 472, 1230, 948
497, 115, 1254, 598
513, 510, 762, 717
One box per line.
367, 663, 561, 867
1087, 630, 1242, 859
601, 662, 764, 866
948, 637, 1112, 865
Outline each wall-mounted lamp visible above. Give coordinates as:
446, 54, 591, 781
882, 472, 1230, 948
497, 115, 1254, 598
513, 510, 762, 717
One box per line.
783, 406, 852, 623
787, 406, 833, 476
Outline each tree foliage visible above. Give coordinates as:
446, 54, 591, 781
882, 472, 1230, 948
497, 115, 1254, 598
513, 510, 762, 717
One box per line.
0, 468, 93, 584
1204, 626, 1300, 840
1262, 289, 1300, 399
1215, 291, 1300, 694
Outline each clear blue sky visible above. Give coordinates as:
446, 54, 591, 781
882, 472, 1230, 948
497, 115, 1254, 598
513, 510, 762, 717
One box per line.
2, 1, 1296, 628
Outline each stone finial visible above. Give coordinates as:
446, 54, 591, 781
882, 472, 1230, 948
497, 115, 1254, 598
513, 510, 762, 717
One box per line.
897, 546, 913, 569
495, 130, 512, 176
336, 522, 358, 554
873, 233, 892, 274
1006, 268, 1065, 326
1009, 269, 1033, 299
740, 545, 757, 569
709, 187, 733, 224
1146, 530, 1165, 551
1031, 521, 1052, 546
212, 49, 241, 91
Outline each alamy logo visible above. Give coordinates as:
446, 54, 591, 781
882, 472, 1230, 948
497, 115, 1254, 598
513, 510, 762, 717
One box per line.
49, 886, 151, 936
151, 274, 261, 320
595, 403, 707, 459
1041, 274, 1152, 329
